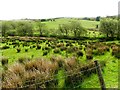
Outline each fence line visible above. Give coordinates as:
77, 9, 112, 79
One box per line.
18, 64, 100, 89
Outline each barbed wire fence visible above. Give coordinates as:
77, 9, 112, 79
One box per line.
16, 60, 105, 89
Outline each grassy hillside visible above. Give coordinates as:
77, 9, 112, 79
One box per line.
41, 18, 100, 29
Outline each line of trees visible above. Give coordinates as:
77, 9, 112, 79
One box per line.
1, 20, 87, 38
59, 21, 86, 38
1, 18, 119, 39
99, 18, 119, 38
1, 21, 33, 37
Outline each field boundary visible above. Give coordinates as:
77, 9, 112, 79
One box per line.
16, 60, 105, 89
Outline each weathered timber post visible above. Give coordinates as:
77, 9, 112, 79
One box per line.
94, 60, 106, 90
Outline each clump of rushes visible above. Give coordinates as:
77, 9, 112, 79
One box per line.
65, 57, 77, 71
44, 46, 50, 51
97, 47, 105, 55
112, 45, 119, 55
2, 63, 25, 88
55, 56, 65, 68
54, 48, 61, 54
51, 45, 56, 49
18, 57, 30, 64
32, 45, 36, 48
25, 48, 28, 52
60, 46, 67, 51
76, 51, 83, 57
1, 57, 8, 66
86, 54, 93, 60
36, 45, 41, 50
85, 48, 93, 55
112, 45, 120, 58
1, 45, 10, 49
56, 43, 64, 48
9, 63, 25, 76
43, 51, 48, 56
72, 46, 79, 51
50, 56, 65, 68
66, 47, 74, 53
25, 60, 37, 71
3, 55, 101, 88
16, 48, 21, 53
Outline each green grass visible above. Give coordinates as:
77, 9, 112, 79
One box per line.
81, 51, 118, 88
57, 69, 66, 88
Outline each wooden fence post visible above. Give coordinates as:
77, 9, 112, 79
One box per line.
94, 60, 106, 90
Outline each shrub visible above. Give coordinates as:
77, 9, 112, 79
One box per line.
16, 48, 21, 53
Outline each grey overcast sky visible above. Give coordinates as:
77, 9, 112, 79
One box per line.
0, 0, 119, 20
